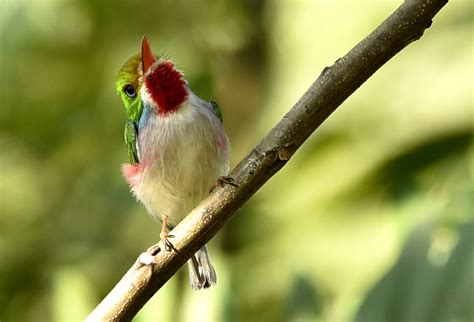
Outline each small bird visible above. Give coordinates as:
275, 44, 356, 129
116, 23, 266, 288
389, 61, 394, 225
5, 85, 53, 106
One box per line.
115, 36, 231, 290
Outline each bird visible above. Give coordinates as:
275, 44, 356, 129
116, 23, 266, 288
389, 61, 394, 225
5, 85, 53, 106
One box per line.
115, 36, 231, 290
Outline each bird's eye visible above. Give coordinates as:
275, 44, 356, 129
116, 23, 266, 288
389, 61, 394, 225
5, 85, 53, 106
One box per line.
123, 84, 137, 99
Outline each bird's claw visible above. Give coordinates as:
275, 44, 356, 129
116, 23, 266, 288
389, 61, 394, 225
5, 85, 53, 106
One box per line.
210, 176, 238, 193
160, 232, 178, 252
218, 175, 238, 187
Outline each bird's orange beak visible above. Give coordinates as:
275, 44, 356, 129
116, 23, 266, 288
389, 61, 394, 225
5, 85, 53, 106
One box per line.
141, 35, 156, 74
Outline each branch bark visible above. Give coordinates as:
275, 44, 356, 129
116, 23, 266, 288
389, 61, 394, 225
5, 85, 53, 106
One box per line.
86, 0, 448, 320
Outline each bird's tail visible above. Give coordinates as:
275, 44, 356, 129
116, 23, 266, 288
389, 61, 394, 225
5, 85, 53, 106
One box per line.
187, 245, 217, 290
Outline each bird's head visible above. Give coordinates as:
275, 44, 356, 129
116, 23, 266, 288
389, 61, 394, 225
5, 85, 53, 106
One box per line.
115, 52, 143, 122
140, 36, 188, 116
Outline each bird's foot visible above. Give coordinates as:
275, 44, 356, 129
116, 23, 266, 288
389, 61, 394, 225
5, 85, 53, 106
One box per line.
217, 175, 238, 187
210, 175, 238, 193
160, 231, 177, 252
158, 214, 178, 252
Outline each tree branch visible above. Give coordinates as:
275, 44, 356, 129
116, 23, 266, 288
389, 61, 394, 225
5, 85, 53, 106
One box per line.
86, 0, 448, 320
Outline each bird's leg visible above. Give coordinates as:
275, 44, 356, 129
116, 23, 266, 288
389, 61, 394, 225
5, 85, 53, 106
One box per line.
160, 215, 176, 252
137, 219, 175, 266
210, 175, 238, 192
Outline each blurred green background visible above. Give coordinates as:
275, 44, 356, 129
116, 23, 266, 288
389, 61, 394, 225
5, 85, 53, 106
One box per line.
0, 0, 472, 321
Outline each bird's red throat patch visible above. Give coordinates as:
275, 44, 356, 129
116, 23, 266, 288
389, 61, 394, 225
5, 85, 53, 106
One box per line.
144, 61, 188, 115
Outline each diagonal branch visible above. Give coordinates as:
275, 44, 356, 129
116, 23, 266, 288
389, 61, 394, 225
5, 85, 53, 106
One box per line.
86, 0, 448, 320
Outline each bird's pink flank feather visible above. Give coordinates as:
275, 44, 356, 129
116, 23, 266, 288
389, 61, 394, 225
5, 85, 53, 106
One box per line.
122, 163, 145, 190
216, 133, 229, 150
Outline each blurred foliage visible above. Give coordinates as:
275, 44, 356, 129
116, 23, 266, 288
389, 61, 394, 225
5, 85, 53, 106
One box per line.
0, 0, 472, 321
355, 219, 474, 322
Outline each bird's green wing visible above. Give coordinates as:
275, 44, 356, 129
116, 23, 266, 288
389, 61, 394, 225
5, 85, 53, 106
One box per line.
124, 119, 140, 164
209, 100, 223, 124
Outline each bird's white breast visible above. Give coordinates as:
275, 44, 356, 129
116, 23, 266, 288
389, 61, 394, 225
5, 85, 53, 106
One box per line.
133, 98, 230, 227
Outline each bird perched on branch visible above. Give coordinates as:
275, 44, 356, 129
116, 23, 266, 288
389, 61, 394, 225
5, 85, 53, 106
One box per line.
115, 36, 230, 290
